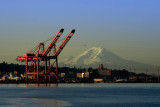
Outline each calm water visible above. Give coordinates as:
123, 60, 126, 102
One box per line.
0, 83, 160, 107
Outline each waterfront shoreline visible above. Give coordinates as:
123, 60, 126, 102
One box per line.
1, 81, 160, 84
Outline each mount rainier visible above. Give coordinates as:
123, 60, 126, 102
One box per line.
60, 47, 157, 74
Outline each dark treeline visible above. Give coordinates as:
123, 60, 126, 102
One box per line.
0, 61, 86, 75
0, 62, 158, 83
0, 62, 25, 76
0, 61, 150, 76
0, 61, 150, 78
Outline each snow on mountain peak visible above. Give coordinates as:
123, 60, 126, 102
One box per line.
80, 47, 104, 57
65, 47, 105, 65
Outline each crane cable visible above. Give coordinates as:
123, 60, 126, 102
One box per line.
41, 32, 65, 43
26, 34, 65, 54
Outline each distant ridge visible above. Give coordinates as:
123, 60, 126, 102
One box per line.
60, 47, 158, 74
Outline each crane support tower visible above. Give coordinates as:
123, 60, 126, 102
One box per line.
16, 29, 75, 83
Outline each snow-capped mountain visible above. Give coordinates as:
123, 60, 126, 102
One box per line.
60, 47, 158, 74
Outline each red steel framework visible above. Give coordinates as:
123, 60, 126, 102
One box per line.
16, 29, 75, 83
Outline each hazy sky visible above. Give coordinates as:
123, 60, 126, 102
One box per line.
0, 0, 160, 66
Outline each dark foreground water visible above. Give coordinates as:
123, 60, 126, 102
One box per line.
0, 83, 160, 107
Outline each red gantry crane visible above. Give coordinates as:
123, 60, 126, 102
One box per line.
16, 29, 75, 83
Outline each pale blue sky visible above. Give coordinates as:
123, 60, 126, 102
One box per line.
0, 0, 160, 66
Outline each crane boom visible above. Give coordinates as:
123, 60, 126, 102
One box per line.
54, 29, 75, 56
42, 28, 64, 56
16, 28, 75, 83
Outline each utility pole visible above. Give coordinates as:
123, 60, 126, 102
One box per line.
134, 68, 136, 74
158, 68, 159, 82
146, 68, 148, 83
